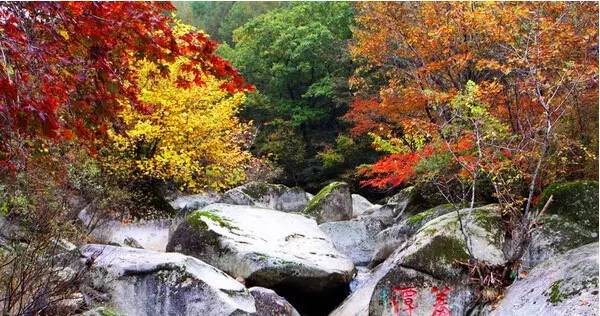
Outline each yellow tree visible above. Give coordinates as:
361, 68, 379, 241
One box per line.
104, 23, 252, 192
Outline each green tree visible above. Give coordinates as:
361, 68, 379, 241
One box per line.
221, 2, 356, 187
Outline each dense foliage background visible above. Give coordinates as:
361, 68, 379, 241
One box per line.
0, 2, 597, 314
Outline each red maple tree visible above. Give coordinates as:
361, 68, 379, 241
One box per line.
0, 2, 251, 171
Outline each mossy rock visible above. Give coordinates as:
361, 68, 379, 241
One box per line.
538, 180, 598, 231
398, 205, 506, 279
302, 182, 352, 223
525, 180, 599, 268
165, 210, 224, 261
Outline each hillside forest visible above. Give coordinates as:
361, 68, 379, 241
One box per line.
0, 2, 598, 316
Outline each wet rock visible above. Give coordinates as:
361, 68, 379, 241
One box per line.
80, 244, 256, 316
491, 242, 599, 316
302, 182, 352, 224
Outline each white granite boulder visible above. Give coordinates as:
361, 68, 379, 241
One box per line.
80, 244, 256, 316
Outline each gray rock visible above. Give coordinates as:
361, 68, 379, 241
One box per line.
123, 237, 143, 249
0, 212, 26, 242
319, 215, 388, 265
330, 205, 505, 316
399, 205, 506, 279
219, 182, 311, 212
370, 204, 460, 267
385, 186, 422, 219
250, 287, 300, 316
351, 194, 377, 218
167, 204, 355, 295
169, 192, 221, 212
302, 182, 352, 224
491, 243, 599, 316
523, 181, 599, 269
80, 244, 256, 316
79, 208, 171, 252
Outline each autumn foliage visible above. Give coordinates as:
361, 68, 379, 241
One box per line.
104, 23, 252, 192
0, 2, 250, 172
347, 2, 599, 191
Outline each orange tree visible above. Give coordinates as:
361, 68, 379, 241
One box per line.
347, 2, 598, 204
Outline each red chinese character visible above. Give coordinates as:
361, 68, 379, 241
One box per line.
392, 287, 417, 316
431, 286, 451, 316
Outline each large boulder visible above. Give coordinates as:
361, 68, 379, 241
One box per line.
351, 194, 378, 218
491, 242, 599, 316
80, 244, 256, 316
302, 182, 352, 223
219, 182, 311, 212
524, 180, 599, 269
399, 205, 506, 279
249, 287, 300, 316
167, 204, 355, 314
330, 205, 506, 316
370, 204, 460, 267
319, 216, 388, 266
79, 208, 170, 252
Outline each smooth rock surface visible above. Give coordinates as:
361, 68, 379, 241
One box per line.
167, 203, 355, 294
219, 182, 311, 212
303, 182, 352, 224
491, 242, 599, 316
80, 244, 256, 316
351, 194, 376, 218
319, 216, 387, 265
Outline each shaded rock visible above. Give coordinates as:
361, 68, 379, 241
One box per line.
0, 212, 26, 242
370, 204, 460, 267
79, 208, 170, 252
80, 244, 256, 316
219, 182, 311, 212
491, 243, 599, 316
167, 204, 354, 315
319, 216, 387, 265
351, 194, 377, 218
250, 287, 300, 316
302, 182, 352, 224
524, 180, 599, 269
